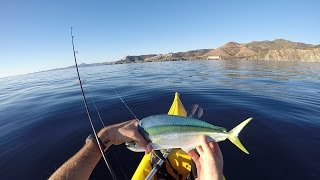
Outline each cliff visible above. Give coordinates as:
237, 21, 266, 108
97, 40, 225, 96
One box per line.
265, 48, 320, 62
116, 54, 157, 64
244, 39, 315, 60
203, 39, 319, 61
116, 49, 212, 63
114, 39, 320, 63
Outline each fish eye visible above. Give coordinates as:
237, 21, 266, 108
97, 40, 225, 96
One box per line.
126, 141, 136, 147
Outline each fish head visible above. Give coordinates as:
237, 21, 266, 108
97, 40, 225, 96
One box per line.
125, 141, 145, 152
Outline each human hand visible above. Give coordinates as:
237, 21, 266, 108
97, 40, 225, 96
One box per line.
188, 136, 224, 180
98, 119, 151, 152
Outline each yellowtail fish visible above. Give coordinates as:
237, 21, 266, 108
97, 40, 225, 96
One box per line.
126, 115, 252, 154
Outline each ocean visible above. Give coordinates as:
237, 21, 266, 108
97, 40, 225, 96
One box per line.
0, 60, 319, 179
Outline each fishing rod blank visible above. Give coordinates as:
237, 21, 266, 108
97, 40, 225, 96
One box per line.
71, 27, 117, 180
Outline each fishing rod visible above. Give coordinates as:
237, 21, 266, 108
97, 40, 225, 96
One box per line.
70, 28, 191, 180
70, 27, 117, 180
86, 87, 129, 180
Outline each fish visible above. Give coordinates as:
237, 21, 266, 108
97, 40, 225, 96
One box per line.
126, 114, 252, 154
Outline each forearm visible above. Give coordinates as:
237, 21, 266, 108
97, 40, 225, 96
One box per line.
50, 119, 147, 180
49, 142, 102, 180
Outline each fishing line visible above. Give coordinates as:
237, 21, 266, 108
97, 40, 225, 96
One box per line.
112, 87, 139, 120
85, 87, 129, 180
86, 88, 106, 127
110, 149, 129, 180
71, 27, 117, 180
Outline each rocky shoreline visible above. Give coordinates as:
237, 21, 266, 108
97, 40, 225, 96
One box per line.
110, 39, 320, 64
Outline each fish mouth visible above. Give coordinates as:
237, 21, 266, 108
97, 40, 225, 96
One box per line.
126, 141, 156, 152
125, 141, 135, 147
125, 141, 140, 152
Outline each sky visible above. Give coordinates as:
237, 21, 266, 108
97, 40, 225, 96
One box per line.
1, 0, 319, 78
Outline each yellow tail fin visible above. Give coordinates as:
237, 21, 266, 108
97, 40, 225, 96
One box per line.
228, 117, 252, 154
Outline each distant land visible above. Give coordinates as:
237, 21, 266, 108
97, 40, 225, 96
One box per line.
65, 39, 320, 69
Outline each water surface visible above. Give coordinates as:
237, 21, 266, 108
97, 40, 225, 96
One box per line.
0, 60, 319, 179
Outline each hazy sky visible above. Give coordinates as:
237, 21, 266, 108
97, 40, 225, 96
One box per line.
1, 0, 319, 78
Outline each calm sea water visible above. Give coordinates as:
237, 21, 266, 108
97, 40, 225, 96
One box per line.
0, 60, 319, 180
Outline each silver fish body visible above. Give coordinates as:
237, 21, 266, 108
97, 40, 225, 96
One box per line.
127, 115, 252, 154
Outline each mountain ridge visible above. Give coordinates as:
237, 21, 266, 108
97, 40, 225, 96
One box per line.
113, 39, 320, 64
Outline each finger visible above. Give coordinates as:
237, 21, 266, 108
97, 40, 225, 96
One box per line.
118, 119, 137, 128
196, 145, 203, 154
200, 135, 211, 153
209, 142, 222, 157
132, 119, 139, 126
188, 150, 200, 162
208, 141, 215, 151
215, 143, 223, 160
128, 119, 140, 130
130, 121, 149, 152
122, 119, 133, 125
146, 143, 153, 153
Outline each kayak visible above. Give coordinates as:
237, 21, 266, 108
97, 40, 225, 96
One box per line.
131, 92, 192, 180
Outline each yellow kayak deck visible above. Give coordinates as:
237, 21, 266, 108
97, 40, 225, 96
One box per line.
132, 92, 192, 180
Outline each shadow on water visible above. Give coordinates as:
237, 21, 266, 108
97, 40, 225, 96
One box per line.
0, 60, 319, 179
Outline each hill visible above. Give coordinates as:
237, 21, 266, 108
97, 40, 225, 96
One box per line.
115, 49, 212, 64
265, 48, 320, 62
114, 39, 319, 63
204, 42, 256, 59
65, 39, 320, 67
244, 39, 315, 59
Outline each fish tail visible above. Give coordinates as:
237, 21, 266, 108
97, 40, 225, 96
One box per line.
227, 117, 252, 154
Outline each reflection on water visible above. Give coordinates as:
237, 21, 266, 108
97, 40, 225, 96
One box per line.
0, 60, 319, 180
